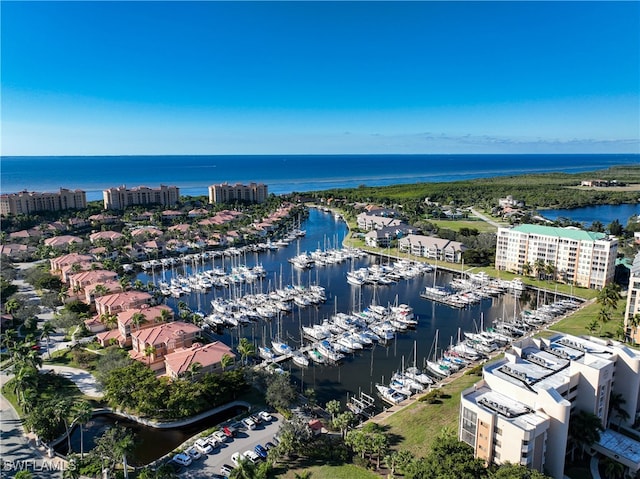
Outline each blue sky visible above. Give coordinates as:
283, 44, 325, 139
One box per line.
2, 1, 639, 155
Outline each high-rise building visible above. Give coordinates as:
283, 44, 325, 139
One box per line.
103, 185, 180, 210
208, 182, 267, 204
0, 188, 87, 215
460, 334, 640, 478
495, 224, 617, 289
624, 253, 640, 342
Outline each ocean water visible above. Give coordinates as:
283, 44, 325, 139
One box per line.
2, 153, 638, 201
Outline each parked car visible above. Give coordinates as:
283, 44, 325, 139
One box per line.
220, 464, 234, 476
254, 444, 268, 460
264, 441, 276, 451
223, 425, 237, 438
258, 410, 273, 422
212, 430, 228, 443
231, 452, 242, 467
194, 438, 213, 454
250, 414, 262, 424
186, 446, 202, 460
172, 453, 192, 467
243, 450, 260, 464
165, 460, 184, 474
242, 417, 256, 430
206, 436, 220, 449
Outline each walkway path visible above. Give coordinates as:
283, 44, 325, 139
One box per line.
468, 207, 503, 229
39, 365, 104, 398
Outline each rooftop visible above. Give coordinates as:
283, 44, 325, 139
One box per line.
510, 224, 607, 242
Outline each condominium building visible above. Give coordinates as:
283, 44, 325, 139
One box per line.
460, 334, 640, 478
208, 182, 267, 204
0, 188, 87, 216
624, 253, 640, 343
103, 185, 180, 210
398, 233, 466, 263
494, 224, 617, 289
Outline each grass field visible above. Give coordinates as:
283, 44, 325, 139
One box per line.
429, 218, 500, 233
278, 463, 380, 479
376, 372, 481, 458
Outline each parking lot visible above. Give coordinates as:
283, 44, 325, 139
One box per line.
175, 414, 281, 478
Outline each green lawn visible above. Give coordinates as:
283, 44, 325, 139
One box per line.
278, 464, 380, 479
548, 300, 624, 339
376, 372, 481, 458
429, 218, 500, 233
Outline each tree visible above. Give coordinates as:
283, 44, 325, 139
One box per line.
491, 462, 552, 478
144, 345, 156, 366
521, 262, 532, 277
533, 259, 546, 280
156, 308, 172, 323
130, 312, 147, 331
265, 372, 297, 410
333, 411, 356, 439
608, 392, 630, 427
74, 400, 94, 459
568, 410, 603, 461
325, 399, 341, 421
220, 353, 234, 372
237, 337, 255, 366
229, 457, 258, 479
602, 458, 625, 479
384, 450, 414, 477
40, 321, 56, 360
628, 313, 640, 343
54, 396, 74, 455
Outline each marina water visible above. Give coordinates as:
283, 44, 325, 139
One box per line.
136, 208, 551, 407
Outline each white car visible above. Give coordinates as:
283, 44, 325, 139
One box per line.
172, 453, 192, 467
231, 452, 242, 467
258, 410, 273, 422
212, 430, 228, 443
186, 446, 202, 460
242, 417, 256, 430
243, 450, 260, 464
194, 438, 213, 454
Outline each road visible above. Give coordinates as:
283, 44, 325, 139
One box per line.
468, 207, 503, 228
178, 416, 281, 478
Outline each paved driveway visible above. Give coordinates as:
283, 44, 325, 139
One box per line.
178, 416, 281, 478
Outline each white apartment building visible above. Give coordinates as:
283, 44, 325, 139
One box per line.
1, 188, 87, 215
624, 252, 640, 343
494, 224, 617, 289
208, 182, 267, 204
460, 334, 640, 478
103, 185, 180, 210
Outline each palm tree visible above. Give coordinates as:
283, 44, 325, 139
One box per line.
628, 313, 640, 343
93, 284, 110, 297
156, 308, 172, 323
533, 259, 545, 280
100, 312, 118, 330
73, 401, 93, 460
229, 457, 258, 479
144, 345, 156, 366
602, 458, 625, 479
187, 361, 202, 381
237, 338, 255, 366
40, 321, 56, 360
598, 283, 621, 311
544, 261, 555, 282
568, 410, 603, 461
220, 353, 233, 372
53, 396, 73, 455
130, 312, 147, 331
115, 428, 135, 479
119, 276, 131, 292
521, 262, 532, 277
608, 392, 630, 427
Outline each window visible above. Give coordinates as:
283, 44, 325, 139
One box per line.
461, 408, 478, 448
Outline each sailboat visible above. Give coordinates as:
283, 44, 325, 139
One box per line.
426, 330, 451, 378
404, 340, 433, 386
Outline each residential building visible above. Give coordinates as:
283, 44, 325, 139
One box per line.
103, 185, 180, 210
164, 341, 235, 379
624, 253, 640, 343
208, 182, 267, 204
0, 188, 87, 216
96, 304, 174, 347
494, 224, 617, 289
94, 290, 153, 316
129, 321, 201, 369
460, 334, 640, 478
364, 225, 416, 248
356, 213, 403, 231
398, 233, 466, 263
